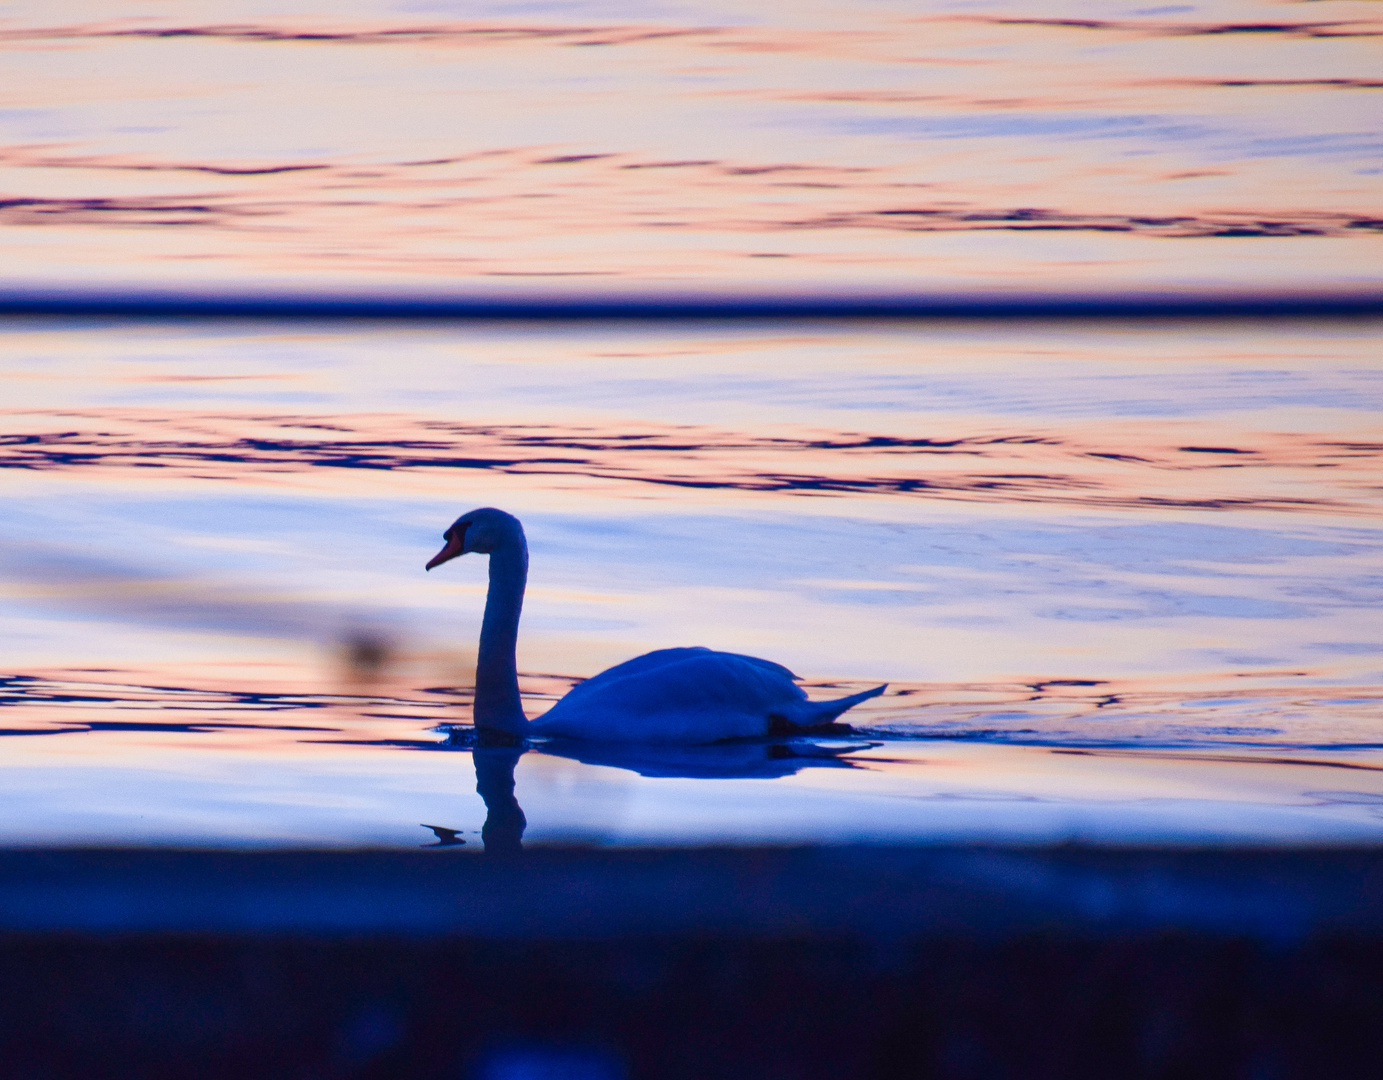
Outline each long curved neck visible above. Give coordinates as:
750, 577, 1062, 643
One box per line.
474, 537, 529, 738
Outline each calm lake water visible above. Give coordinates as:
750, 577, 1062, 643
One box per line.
2, 0, 1378, 299
1, 316, 1380, 848
1, 1, 1379, 849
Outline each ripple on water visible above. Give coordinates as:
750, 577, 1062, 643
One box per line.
3, 670, 1380, 751
0, 317, 1379, 847
3, 669, 1383, 849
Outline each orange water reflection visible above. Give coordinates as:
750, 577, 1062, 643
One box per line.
3, 667, 1383, 848
1, 1, 1378, 294
4, 409, 1379, 516
0, 316, 1380, 845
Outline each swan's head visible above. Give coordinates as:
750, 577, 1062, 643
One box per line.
425, 507, 525, 570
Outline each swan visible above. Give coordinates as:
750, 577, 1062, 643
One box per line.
425, 507, 886, 744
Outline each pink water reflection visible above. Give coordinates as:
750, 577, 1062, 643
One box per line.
1, 1, 1378, 295
3, 667, 1383, 848
3, 409, 1379, 516
0, 315, 1380, 843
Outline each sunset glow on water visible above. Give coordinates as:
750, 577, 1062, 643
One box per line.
1, 0, 1378, 298
2, 317, 1380, 847
0, 1, 1380, 850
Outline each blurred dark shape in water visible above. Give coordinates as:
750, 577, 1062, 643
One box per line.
338, 630, 394, 682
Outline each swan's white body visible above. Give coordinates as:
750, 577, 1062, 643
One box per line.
426, 508, 885, 745
532, 646, 883, 743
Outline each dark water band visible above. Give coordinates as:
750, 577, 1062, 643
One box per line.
1, 287, 1380, 320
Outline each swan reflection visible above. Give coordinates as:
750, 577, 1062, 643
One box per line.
537, 736, 880, 780
454, 734, 878, 853
474, 744, 527, 856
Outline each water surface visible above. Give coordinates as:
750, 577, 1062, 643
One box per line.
1, 0, 1377, 297
3, 0, 1380, 854
1, 316, 1379, 847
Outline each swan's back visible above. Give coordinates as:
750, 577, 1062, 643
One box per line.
532, 646, 886, 744
533, 647, 811, 744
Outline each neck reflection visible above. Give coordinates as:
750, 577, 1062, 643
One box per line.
474, 743, 528, 855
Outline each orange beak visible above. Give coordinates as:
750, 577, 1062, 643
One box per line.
425, 530, 467, 571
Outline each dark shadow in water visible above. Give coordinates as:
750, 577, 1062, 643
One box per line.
970, 16, 1381, 40
2, 199, 1377, 244
0, 720, 337, 737
0, 674, 446, 738
0, 673, 368, 713
1053, 749, 1383, 770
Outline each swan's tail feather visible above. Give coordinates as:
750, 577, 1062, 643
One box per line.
794, 683, 887, 727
